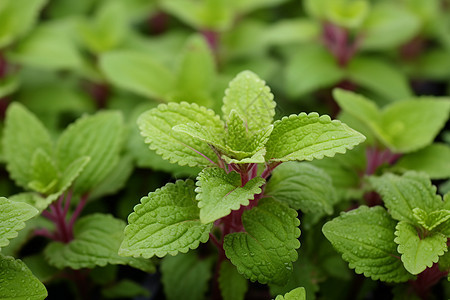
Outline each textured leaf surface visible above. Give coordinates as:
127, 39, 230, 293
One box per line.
44, 214, 154, 272
28, 149, 58, 194
265, 162, 336, 215
222, 70, 276, 134
138, 102, 223, 167
0, 254, 47, 300
224, 198, 300, 285
56, 111, 124, 193
275, 287, 306, 300
369, 172, 442, 224
412, 208, 450, 232
3, 103, 53, 189
322, 206, 413, 282
196, 167, 265, 224
161, 251, 214, 300
120, 180, 212, 258
265, 113, 365, 162
219, 260, 248, 300
394, 221, 448, 275
0, 197, 38, 249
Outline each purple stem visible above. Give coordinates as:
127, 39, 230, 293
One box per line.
34, 228, 57, 240
261, 162, 281, 179
63, 190, 73, 216
201, 29, 219, 52
68, 194, 88, 235
41, 210, 58, 222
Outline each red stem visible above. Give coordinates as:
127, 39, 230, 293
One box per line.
68, 194, 88, 237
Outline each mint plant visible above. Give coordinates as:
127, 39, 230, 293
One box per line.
119, 70, 365, 298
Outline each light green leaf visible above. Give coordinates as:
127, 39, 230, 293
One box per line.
138, 102, 223, 167
224, 198, 301, 285
196, 167, 265, 224
222, 70, 276, 134
0, 0, 47, 48
8, 193, 47, 213
284, 45, 344, 97
56, 111, 124, 194
161, 251, 214, 300
322, 206, 413, 282
3, 103, 53, 189
28, 149, 58, 194
369, 172, 443, 223
229, 0, 289, 14
326, 0, 369, 29
412, 208, 450, 232
100, 51, 175, 100
347, 56, 412, 102
275, 287, 306, 300
379, 99, 450, 153
265, 113, 366, 162
0, 254, 47, 300
119, 180, 212, 258
219, 260, 248, 300
265, 162, 336, 215
101, 279, 150, 299
172, 122, 226, 154
0, 197, 38, 249
394, 221, 448, 275
263, 19, 319, 46
44, 214, 155, 272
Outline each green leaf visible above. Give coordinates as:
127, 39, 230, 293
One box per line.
44, 214, 155, 272
28, 149, 59, 194
161, 251, 214, 300
322, 206, 413, 282
224, 198, 301, 285
3, 103, 53, 189
369, 172, 443, 223
394, 221, 448, 275
412, 208, 450, 232
138, 102, 223, 167
0, 74, 20, 98
0, 197, 38, 249
265, 113, 366, 162
284, 45, 344, 97
394, 143, 450, 179
347, 56, 412, 102
219, 260, 248, 300
196, 167, 265, 224
0, 254, 47, 300
222, 70, 276, 134
0, 0, 47, 48
101, 280, 150, 299
263, 19, 319, 46
265, 162, 336, 215
56, 111, 124, 194
119, 180, 212, 258
275, 287, 306, 300
100, 51, 175, 100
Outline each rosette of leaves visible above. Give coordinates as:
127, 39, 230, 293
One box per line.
120, 70, 365, 297
323, 171, 449, 296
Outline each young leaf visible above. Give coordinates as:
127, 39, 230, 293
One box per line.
265, 162, 336, 215
0, 197, 38, 249
161, 251, 214, 300
56, 111, 124, 194
224, 198, 301, 285
28, 149, 59, 194
322, 206, 413, 282
412, 208, 450, 232
369, 172, 443, 224
219, 260, 248, 300
119, 180, 212, 258
196, 167, 265, 224
138, 102, 223, 167
44, 214, 155, 272
275, 287, 306, 300
0, 254, 48, 300
265, 113, 365, 162
3, 103, 53, 189
394, 221, 448, 275
222, 70, 276, 134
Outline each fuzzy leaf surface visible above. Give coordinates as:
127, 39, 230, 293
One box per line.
219, 260, 248, 300
322, 206, 413, 282
138, 102, 223, 167
222, 70, 276, 134
196, 167, 265, 224
265, 113, 365, 162
394, 221, 448, 275
224, 198, 300, 285
369, 172, 442, 224
0, 254, 47, 300
412, 208, 450, 232
275, 287, 306, 300
0, 197, 38, 249
120, 180, 212, 258
56, 111, 124, 194
44, 214, 154, 272
3, 103, 53, 189
265, 162, 336, 215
